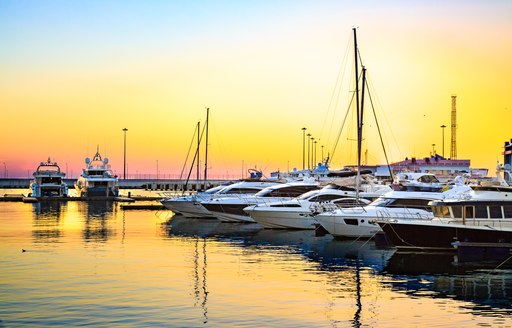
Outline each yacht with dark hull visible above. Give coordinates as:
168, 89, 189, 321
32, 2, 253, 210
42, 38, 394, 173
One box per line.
75, 150, 119, 197
377, 184, 512, 251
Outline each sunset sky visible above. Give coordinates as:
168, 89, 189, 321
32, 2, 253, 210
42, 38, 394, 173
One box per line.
1, 0, 511, 179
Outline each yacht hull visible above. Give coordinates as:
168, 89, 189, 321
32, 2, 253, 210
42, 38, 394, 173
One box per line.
378, 220, 512, 251
246, 209, 317, 230
161, 200, 213, 218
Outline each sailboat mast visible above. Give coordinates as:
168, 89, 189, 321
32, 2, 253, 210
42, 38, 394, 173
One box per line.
353, 27, 361, 199
197, 121, 200, 182
204, 108, 209, 188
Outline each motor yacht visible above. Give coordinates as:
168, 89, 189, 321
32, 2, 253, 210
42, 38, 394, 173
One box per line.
30, 157, 68, 197
377, 181, 512, 251
202, 180, 320, 223
161, 180, 279, 218
314, 178, 471, 239
75, 149, 119, 197
244, 183, 391, 230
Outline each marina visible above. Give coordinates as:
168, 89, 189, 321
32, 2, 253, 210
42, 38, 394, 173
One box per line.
2, 1, 512, 326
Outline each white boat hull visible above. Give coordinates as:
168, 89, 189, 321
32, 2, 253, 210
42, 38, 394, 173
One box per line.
162, 200, 213, 218
246, 208, 317, 230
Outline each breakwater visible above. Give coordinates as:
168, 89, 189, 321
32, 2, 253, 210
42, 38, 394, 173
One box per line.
0, 178, 230, 191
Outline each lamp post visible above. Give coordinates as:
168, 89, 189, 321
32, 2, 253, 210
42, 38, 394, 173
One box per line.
432, 143, 436, 156
122, 128, 128, 180
440, 125, 446, 158
321, 145, 324, 164
301, 127, 306, 170
313, 140, 317, 168
307, 133, 311, 170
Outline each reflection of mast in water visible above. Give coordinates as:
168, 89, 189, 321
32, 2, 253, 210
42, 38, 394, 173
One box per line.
352, 262, 362, 328
192, 237, 208, 323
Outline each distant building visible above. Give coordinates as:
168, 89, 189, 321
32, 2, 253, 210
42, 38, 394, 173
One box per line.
348, 154, 487, 180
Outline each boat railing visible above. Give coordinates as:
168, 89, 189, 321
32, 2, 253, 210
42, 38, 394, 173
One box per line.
376, 208, 433, 222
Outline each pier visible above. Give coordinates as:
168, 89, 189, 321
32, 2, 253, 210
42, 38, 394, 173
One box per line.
0, 178, 230, 191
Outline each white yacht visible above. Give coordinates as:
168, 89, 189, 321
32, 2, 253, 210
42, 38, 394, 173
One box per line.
315, 179, 471, 239
244, 183, 391, 230
202, 180, 320, 223
161, 180, 279, 218
75, 149, 119, 197
30, 157, 68, 197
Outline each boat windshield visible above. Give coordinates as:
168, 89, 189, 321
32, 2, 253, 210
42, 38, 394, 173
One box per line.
37, 166, 60, 173
204, 185, 225, 194
371, 198, 395, 207
296, 190, 321, 200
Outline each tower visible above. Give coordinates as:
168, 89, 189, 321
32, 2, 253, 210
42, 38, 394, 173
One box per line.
450, 95, 457, 159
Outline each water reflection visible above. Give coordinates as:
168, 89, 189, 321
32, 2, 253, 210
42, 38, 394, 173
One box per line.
383, 251, 512, 317
163, 216, 512, 321
31, 201, 65, 243
81, 201, 115, 242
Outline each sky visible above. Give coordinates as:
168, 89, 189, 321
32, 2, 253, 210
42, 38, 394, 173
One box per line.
1, 0, 511, 179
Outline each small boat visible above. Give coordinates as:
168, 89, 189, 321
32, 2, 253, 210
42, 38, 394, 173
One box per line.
75, 149, 119, 197
30, 157, 68, 197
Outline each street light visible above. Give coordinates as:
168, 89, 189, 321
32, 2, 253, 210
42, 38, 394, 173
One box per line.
301, 127, 306, 170
321, 145, 324, 164
440, 125, 446, 158
432, 143, 436, 156
122, 128, 128, 179
307, 133, 311, 170
313, 140, 317, 168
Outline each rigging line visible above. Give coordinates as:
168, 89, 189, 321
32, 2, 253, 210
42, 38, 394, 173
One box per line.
484, 253, 512, 277
329, 67, 364, 165
329, 90, 355, 165
180, 125, 199, 180
183, 122, 207, 194
366, 77, 394, 180
320, 38, 352, 146
366, 75, 402, 160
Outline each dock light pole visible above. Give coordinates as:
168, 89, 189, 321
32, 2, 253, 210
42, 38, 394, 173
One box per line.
301, 127, 307, 170
321, 145, 324, 164
313, 139, 317, 168
440, 125, 446, 158
432, 144, 436, 155
122, 128, 128, 179
307, 133, 311, 170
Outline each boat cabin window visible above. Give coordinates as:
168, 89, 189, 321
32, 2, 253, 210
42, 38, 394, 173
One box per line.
223, 188, 262, 194
41, 177, 62, 184
474, 206, 488, 218
269, 203, 302, 208
489, 206, 503, 219
432, 206, 450, 218
310, 194, 346, 202
88, 170, 104, 176
383, 198, 431, 210
464, 206, 474, 219
260, 185, 318, 198
504, 206, 512, 218
418, 175, 440, 183
450, 206, 463, 219
296, 190, 320, 200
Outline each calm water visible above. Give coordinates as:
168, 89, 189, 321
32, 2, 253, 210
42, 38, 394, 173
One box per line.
1, 193, 512, 327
